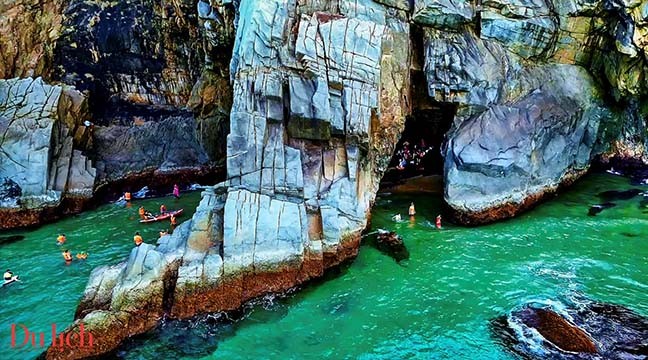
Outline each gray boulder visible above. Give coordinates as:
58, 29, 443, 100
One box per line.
444, 65, 605, 223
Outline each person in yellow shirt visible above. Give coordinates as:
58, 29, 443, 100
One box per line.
57, 234, 66, 245
134, 232, 143, 246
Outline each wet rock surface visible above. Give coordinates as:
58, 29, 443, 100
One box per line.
492, 300, 648, 359
374, 229, 409, 262
587, 202, 616, 216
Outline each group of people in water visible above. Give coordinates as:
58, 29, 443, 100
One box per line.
394, 140, 434, 171
57, 233, 89, 263
392, 202, 443, 229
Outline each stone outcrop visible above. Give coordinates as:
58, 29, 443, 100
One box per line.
491, 300, 648, 359
2, 0, 648, 356
91, 110, 210, 184
54, 0, 203, 108
443, 64, 605, 224
47, 0, 411, 358
0, 77, 95, 228
0, 0, 64, 78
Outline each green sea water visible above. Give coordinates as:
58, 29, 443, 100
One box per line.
0, 192, 203, 360
2, 174, 648, 359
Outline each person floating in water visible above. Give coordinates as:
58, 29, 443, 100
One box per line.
160, 204, 167, 214
62, 249, 73, 262
4, 269, 13, 281
134, 232, 143, 246
76, 252, 88, 260
138, 206, 146, 219
124, 192, 132, 201
436, 215, 442, 229
409, 202, 416, 217
170, 214, 177, 227
173, 184, 180, 199
392, 214, 402, 221
56, 233, 66, 245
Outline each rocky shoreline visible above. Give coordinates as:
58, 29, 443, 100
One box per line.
0, 166, 224, 230
45, 186, 364, 359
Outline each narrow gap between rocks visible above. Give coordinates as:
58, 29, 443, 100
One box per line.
378, 101, 456, 194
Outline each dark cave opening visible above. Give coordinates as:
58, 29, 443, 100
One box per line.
379, 102, 456, 191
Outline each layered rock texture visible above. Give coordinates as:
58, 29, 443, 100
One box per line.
46, 0, 411, 358
0, 0, 234, 227
0, 77, 95, 228
0, 0, 647, 357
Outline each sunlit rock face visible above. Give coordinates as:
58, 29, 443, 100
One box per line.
0, 77, 95, 228
46, 1, 412, 358
416, 0, 648, 223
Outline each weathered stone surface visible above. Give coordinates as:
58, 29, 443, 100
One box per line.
444, 65, 605, 224
0, 77, 95, 211
0, 0, 64, 78
54, 0, 202, 108
413, 0, 474, 29
58, 0, 411, 357
92, 112, 209, 184
492, 300, 648, 359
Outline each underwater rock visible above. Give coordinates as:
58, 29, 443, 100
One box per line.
587, 202, 616, 216
597, 189, 642, 201
375, 229, 410, 262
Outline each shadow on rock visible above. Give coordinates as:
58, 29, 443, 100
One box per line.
491, 299, 648, 359
371, 229, 410, 263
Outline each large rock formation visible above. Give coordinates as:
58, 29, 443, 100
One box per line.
0, 0, 232, 227
0, 0, 646, 356
46, 0, 411, 358
418, 0, 645, 223
0, 77, 95, 228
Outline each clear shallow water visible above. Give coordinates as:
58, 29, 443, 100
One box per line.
2, 174, 648, 359
0, 192, 202, 360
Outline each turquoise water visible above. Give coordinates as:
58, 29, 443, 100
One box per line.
1, 174, 648, 359
120, 173, 648, 359
0, 192, 202, 360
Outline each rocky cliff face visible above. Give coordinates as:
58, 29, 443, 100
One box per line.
46, 1, 411, 358
0, 0, 233, 227
0, 77, 95, 228
0, 0, 645, 357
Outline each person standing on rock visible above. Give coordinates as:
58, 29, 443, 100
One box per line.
173, 184, 180, 199
134, 232, 143, 246
436, 215, 442, 229
409, 202, 416, 217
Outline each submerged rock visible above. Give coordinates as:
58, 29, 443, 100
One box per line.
492, 300, 648, 359
375, 229, 409, 262
597, 189, 643, 201
587, 202, 616, 216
